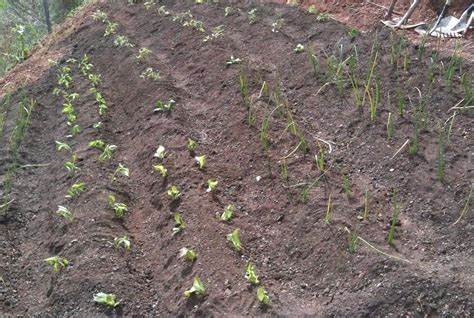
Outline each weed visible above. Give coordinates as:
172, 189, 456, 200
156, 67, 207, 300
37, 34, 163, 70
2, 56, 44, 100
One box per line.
324, 194, 333, 224
154, 99, 176, 112
154, 145, 166, 159
248, 9, 257, 25
113, 235, 131, 250
220, 205, 233, 221
257, 287, 269, 304
140, 67, 161, 81
408, 118, 420, 156
66, 182, 86, 199
136, 47, 152, 60
206, 179, 218, 192
99, 144, 117, 161
94, 293, 121, 308
187, 138, 198, 151
294, 44, 305, 53
227, 55, 241, 66
167, 185, 181, 201
44, 256, 69, 271
239, 68, 249, 102
88, 74, 102, 86
172, 213, 186, 235
226, 229, 241, 251
55, 141, 71, 152
245, 261, 259, 285
89, 139, 105, 150
179, 247, 197, 261
195, 155, 206, 170
388, 196, 400, 246
184, 276, 206, 297
153, 164, 168, 177
57, 206, 74, 222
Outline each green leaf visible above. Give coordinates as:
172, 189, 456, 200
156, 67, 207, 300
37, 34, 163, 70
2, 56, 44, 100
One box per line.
226, 229, 241, 251
257, 287, 269, 304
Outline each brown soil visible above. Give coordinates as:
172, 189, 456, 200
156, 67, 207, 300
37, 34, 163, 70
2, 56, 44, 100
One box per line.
1, 1, 473, 317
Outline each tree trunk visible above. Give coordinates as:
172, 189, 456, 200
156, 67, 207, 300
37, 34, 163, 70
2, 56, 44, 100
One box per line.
42, 0, 52, 33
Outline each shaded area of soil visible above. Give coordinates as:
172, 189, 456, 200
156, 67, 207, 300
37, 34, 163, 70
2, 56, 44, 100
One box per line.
1, 1, 473, 316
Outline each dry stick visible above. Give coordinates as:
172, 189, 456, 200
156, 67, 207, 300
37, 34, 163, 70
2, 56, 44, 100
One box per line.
280, 140, 303, 161
18, 163, 50, 169
0, 199, 15, 209
366, 1, 403, 15
453, 185, 473, 225
390, 139, 410, 160
283, 165, 332, 189
344, 227, 411, 263
447, 98, 465, 112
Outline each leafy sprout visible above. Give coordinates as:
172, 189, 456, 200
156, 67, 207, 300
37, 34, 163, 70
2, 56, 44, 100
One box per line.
167, 185, 181, 201
93, 122, 103, 130
154, 145, 166, 159
226, 229, 241, 251
248, 8, 257, 25
108, 195, 128, 219
57, 205, 74, 222
114, 35, 134, 48
195, 155, 206, 170
64, 154, 80, 174
224, 7, 235, 17
66, 182, 86, 199
203, 25, 224, 42
245, 261, 259, 285
93, 292, 121, 308
140, 67, 161, 81
172, 213, 185, 235
144, 1, 155, 10
44, 256, 69, 271
257, 287, 269, 304
184, 276, 206, 298
104, 21, 118, 36
113, 235, 131, 250
226, 55, 241, 65
308, 5, 317, 14
113, 163, 129, 179
294, 44, 305, 53
187, 138, 198, 151
154, 99, 176, 112
55, 141, 71, 152
136, 47, 152, 59
92, 10, 108, 22
220, 204, 233, 221
89, 139, 105, 150
99, 144, 117, 161
206, 179, 218, 192
179, 247, 197, 261
69, 124, 81, 137
153, 164, 168, 177
157, 5, 170, 16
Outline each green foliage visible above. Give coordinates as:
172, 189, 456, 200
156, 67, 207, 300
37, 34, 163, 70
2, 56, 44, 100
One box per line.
206, 179, 218, 192
154, 145, 166, 159
64, 154, 80, 174
179, 247, 197, 261
224, 7, 235, 17
140, 67, 160, 81
154, 99, 176, 112
226, 55, 241, 65
89, 139, 105, 150
114, 35, 134, 48
294, 44, 305, 53
172, 212, 185, 235
108, 195, 128, 219
55, 141, 71, 152
245, 261, 259, 285
66, 182, 86, 199
220, 204, 233, 221
347, 228, 358, 254
257, 287, 269, 304
136, 47, 152, 59
195, 155, 206, 170
113, 235, 131, 250
44, 256, 69, 271
167, 185, 181, 201
93, 293, 121, 308
99, 144, 117, 161
153, 164, 168, 177
56, 205, 74, 222
324, 194, 332, 224
226, 229, 241, 251
248, 9, 257, 25
187, 138, 198, 151
184, 276, 206, 297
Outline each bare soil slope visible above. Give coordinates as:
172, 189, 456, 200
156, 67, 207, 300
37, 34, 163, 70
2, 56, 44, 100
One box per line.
1, 1, 472, 317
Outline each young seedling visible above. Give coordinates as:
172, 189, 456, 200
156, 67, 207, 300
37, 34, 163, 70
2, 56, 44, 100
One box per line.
79, 55, 93, 75
248, 9, 257, 24
348, 27, 360, 40
64, 154, 80, 174
57, 205, 74, 222
66, 182, 86, 199
183, 19, 205, 32
195, 155, 206, 170
108, 195, 128, 219
226, 229, 241, 252
99, 144, 117, 161
114, 35, 134, 48
308, 5, 317, 13
144, 1, 155, 10
224, 7, 235, 17
220, 204, 233, 221
347, 228, 358, 254
55, 141, 71, 152
203, 25, 224, 42
88, 73, 102, 86
172, 213, 186, 236
187, 138, 198, 152
245, 261, 259, 285
157, 5, 170, 16
257, 287, 269, 305
113, 163, 129, 180
140, 67, 161, 81
184, 276, 206, 298
206, 179, 218, 192
315, 144, 325, 173
167, 185, 181, 201
294, 44, 305, 53
324, 194, 333, 224
69, 124, 81, 137
136, 47, 152, 59
104, 21, 118, 36
89, 139, 106, 150
92, 10, 108, 22
154, 99, 176, 112
44, 256, 69, 271
113, 235, 131, 250
93, 122, 103, 130
93, 293, 121, 308
226, 56, 241, 66
154, 145, 166, 159
153, 164, 168, 177
386, 112, 394, 140
388, 197, 400, 246
179, 247, 197, 261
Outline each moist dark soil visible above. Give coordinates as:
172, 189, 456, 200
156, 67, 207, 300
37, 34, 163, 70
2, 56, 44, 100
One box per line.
0, 1, 473, 317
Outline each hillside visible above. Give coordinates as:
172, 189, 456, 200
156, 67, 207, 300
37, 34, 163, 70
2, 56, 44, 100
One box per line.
0, 1, 472, 316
